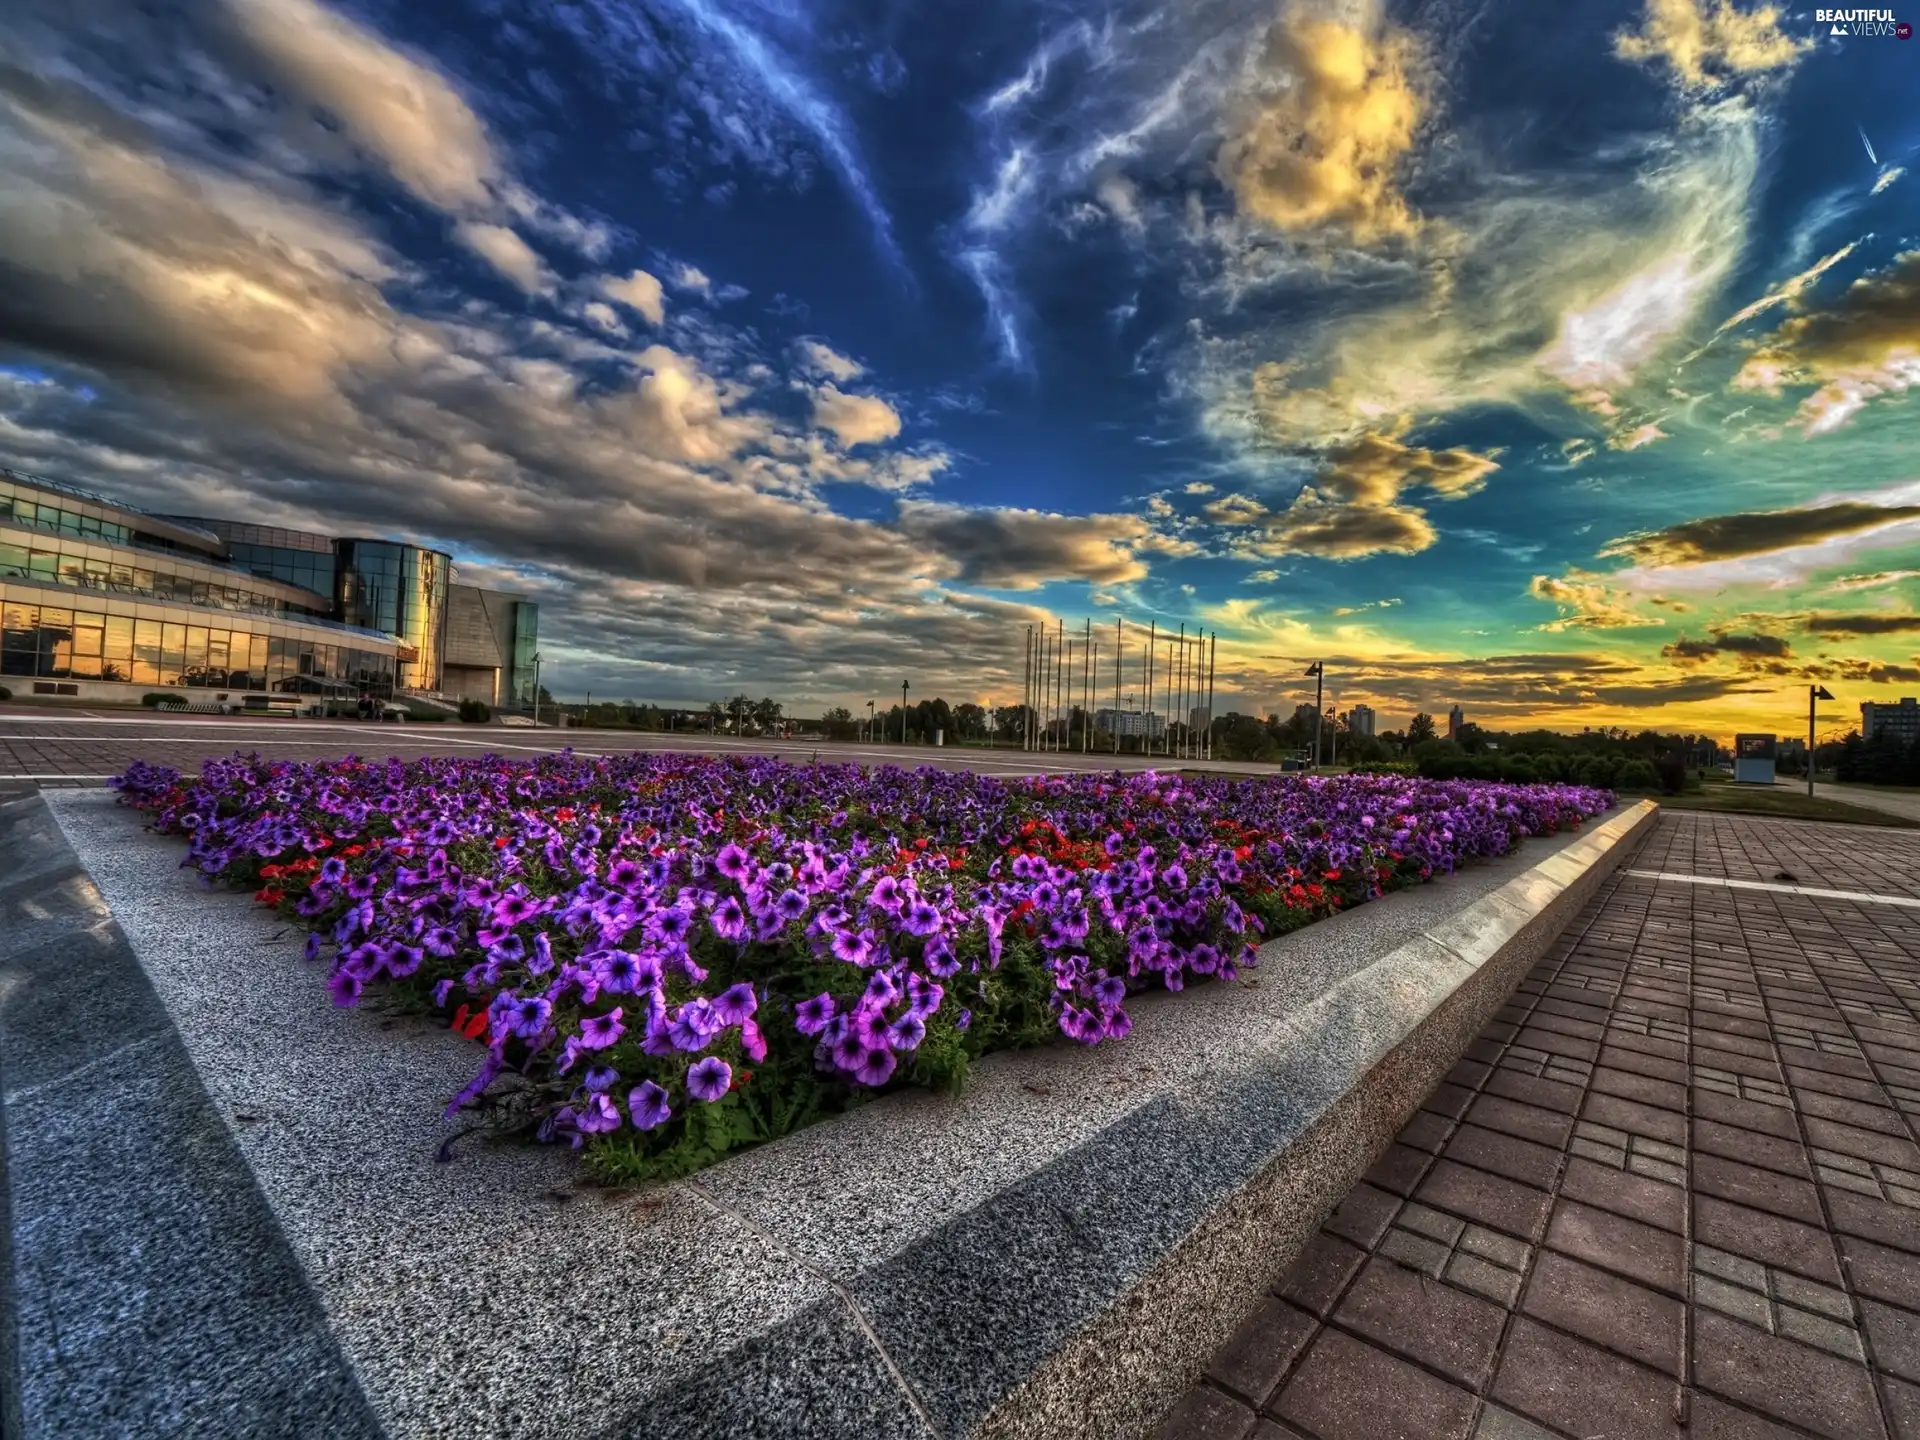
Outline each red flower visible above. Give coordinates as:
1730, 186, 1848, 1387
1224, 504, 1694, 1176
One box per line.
451, 1004, 471, 1031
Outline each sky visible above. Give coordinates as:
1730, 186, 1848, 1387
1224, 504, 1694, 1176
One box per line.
1, 0, 1918, 740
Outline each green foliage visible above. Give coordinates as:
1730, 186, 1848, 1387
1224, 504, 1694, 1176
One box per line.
1653, 752, 1687, 795
457, 698, 492, 723
1616, 759, 1660, 791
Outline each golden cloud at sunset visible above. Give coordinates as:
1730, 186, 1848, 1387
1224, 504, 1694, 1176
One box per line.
1215, 5, 1424, 241
1613, 0, 1808, 90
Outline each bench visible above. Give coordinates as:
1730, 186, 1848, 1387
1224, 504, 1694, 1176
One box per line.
236, 694, 302, 717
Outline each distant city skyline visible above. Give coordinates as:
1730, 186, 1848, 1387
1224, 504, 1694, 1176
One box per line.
0, 1, 1915, 740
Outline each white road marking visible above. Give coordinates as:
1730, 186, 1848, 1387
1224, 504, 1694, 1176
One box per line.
1622, 868, 1920, 910
4, 775, 115, 782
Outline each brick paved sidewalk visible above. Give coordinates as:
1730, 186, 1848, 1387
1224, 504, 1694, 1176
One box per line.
1158, 811, 1920, 1440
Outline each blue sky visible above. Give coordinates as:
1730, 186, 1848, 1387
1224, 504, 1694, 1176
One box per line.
2, 0, 1919, 736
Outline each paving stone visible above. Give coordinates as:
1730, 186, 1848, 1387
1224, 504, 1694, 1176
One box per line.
1323, 1183, 1400, 1249
1472, 1405, 1559, 1440
1482, 1069, 1583, 1116
1694, 1308, 1888, 1439
1276, 1233, 1367, 1318
1694, 1117, 1811, 1178
1465, 1094, 1575, 1149
1842, 1235, 1920, 1310
1446, 1252, 1522, 1308
1521, 1250, 1682, 1375
1695, 1274, 1772, 1329
1416, 1160, 1552, 1243
1884, 1373, 1920, 1440
1399, 1110, 1455, 1154
1205, 1300, 1317, 1407
1688, 1391, 1813, 1439
1830, 1188, 1920, 1255
1694, 1152, 1826, 1225
1694, 1242, 1767, 1291
1271, 1329, 1476, 1440
1333, 1257, 1507, 1389
1806, 1117, 1920, 1171
1489, 1317, 1684, 1440
1458, 1224, 1529, 1272
1693, 1087, 1803, 1142
1546, 1199, 1685, 1295
1559, 1155, 1687, 1233
1379, 1227, 1449, 1279
1695, 1196, 1846, 1287
1154, 1383, 1256, 1440
1590, 1064, 1688, 1113
1584, 1091, 1688, 1146
1397, 1201, 1466, 1246
1363, 1143, 1436, 1198
1863, 1298, 1920, 1385
1444, 1124, 1564, 1191
1771, 1269, 1853, 1321
1777, 1305, 1866, 1361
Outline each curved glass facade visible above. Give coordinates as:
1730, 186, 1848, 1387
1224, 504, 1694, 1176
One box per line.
335, 540, 449, 690
1, 580, 395, 695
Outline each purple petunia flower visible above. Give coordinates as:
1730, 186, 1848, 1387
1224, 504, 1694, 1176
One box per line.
795, 992, 837, 1036
853, 1047, 896, 1086
1092, 976, 1127, 1010
715, 843, 752, 880
511, 995, 554, 1037
628, 1080, 671, 1130
578, 1008, 624, 1050
687, 1056, 732, 1102
887, 1013, 926, 1051
432, 978, 456, 1007
576, 1092, 622, 1133
710, 895, 747, 940
327, 969, 362, 1007
582, 1066, 618, 1093
713, 983, 758, 1025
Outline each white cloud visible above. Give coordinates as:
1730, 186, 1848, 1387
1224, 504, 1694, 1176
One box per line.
676, 265, 713, 293
812, 385, 902, 447
602, 269, 666, 325
455, 223, 552, 294
798, 341, 864, 381
218, 0, 497, 212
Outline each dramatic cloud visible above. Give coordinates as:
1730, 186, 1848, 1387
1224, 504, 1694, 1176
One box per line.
1733, 251, 1920, 434
894, 501, 1165, 589
602, 270, 666, 325
1607, 422, 1669, 451
1600, 501, 1920, 567
1205, 433, 1498, 560
1803, 612, 1920, 636
1529, 573, 1658, 631
218, 0, 498, 211
811, 385, 903, 447
1662, 631, 1792, 665
1214, 6, 1425, 241
1613, 0, 1808, 90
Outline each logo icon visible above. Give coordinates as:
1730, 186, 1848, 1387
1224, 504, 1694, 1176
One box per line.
1900, 20, 1914, 34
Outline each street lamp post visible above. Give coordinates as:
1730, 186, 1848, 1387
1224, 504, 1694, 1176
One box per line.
531, 652, 542, 727
900, 680, 910, 745
1810, 684, 1835, 798
1305, 661, 1324, 768
866, 699, 875, 744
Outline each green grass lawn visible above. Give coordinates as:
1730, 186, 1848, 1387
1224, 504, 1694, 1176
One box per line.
1655, 785, 1919, 828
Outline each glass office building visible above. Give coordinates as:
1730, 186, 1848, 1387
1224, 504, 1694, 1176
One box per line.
333, 539, 450, 692
1, 469, 397, 699
180, 518, 338, 601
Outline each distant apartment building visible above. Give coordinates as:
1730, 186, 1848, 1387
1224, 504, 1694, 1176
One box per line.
1094, 707, 1166, 739
1448, 704, 1465, 739
1188, 705, 1211, 733
1347, 704, 1376, 738
1862, 698, 1920, 744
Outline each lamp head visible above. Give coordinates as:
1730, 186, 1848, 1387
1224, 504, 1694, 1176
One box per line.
1814, 685, 1836, 701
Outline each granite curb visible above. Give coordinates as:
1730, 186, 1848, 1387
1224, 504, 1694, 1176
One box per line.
0, 792, 381, 1440
7, 788, 1652, 1437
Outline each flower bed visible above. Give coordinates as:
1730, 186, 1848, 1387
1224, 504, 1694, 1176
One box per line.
111, 754, 1612, 1180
